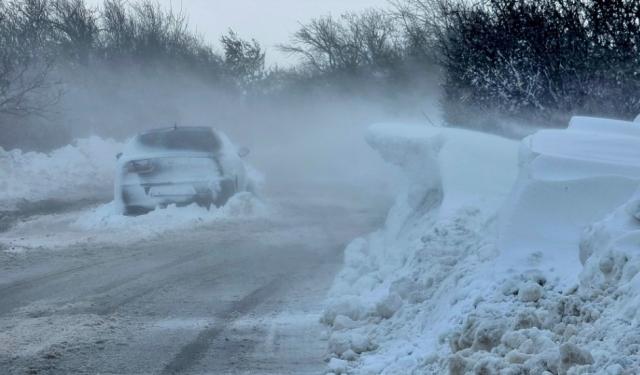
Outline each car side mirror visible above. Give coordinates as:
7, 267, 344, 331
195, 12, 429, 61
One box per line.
116, 152, 123, 160
238, 147, 250, 158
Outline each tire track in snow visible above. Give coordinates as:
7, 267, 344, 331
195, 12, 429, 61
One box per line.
0, 241, 232, 315
160, 277, 284, 375
88, 259, 236, 316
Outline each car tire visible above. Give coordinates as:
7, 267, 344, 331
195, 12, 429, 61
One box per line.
124, 205, 151, 216
214, 179, 236, 207
194, 193, 213, 210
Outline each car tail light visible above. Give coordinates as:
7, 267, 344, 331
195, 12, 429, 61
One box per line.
126, 159, 154, 174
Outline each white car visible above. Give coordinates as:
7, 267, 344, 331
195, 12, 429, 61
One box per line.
114, 126, 250, 215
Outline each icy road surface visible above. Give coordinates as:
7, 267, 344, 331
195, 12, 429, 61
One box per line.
0, 185, 388, 374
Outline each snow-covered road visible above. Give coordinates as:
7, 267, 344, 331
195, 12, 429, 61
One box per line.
0, 185, 388, 374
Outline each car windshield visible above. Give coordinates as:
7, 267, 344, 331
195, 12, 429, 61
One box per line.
137, 128, 221, 152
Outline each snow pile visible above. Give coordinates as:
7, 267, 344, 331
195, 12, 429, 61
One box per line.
443, 191, 640, 374
75, 192, 267, 233
322, 123, 519, 374
443, 118, 640, 374
0, 137, 123, 209
323, 118, 640, 374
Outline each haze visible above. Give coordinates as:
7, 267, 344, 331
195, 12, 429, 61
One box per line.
3, 0, 639, 374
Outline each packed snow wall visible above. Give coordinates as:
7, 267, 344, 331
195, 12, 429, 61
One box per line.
498, 117, 640, 285
366, 123, 519, 218
446, 118, 640, 374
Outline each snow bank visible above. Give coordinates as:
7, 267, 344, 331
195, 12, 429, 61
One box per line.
499, 119, 640, 287
446, 119, 640, 374
0, 137, 123, 210
322, 123, 519, 374
443, 187, 640, 375
366, 124, 517, 216
323, 118, 640, 374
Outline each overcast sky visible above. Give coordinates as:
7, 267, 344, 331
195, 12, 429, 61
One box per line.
87, 0, 390, 66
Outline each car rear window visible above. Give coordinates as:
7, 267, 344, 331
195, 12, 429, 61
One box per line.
137, 128, 221, 152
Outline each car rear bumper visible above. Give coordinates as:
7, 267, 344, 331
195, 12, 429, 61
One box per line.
120, 180, 221, 209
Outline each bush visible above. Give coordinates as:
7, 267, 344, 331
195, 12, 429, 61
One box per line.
221, 30, 265, 91
98, 0, 226, 82
421, 0, 640, 127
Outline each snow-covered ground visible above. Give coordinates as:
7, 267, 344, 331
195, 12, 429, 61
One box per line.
0, 192, 269, 252
323, 119, 640, 374
3, 117, 640, 374
0, 181, 384, 375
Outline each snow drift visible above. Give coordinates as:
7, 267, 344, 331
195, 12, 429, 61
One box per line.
324, 117, 640, 374
76, 192, 267, 233
0, 137, 123, 210
499, 116, 640, 287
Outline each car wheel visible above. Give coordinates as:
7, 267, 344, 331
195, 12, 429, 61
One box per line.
194, 193, 213, 210
124, 206, 151, 216
214, 179, 236, 207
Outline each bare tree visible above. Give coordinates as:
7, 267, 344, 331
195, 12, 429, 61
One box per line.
0, 0, 58, 117
101, 0, 136, 58
280, 10, 402, 79
50, 0, 99, 65
391, 0, 450, 61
